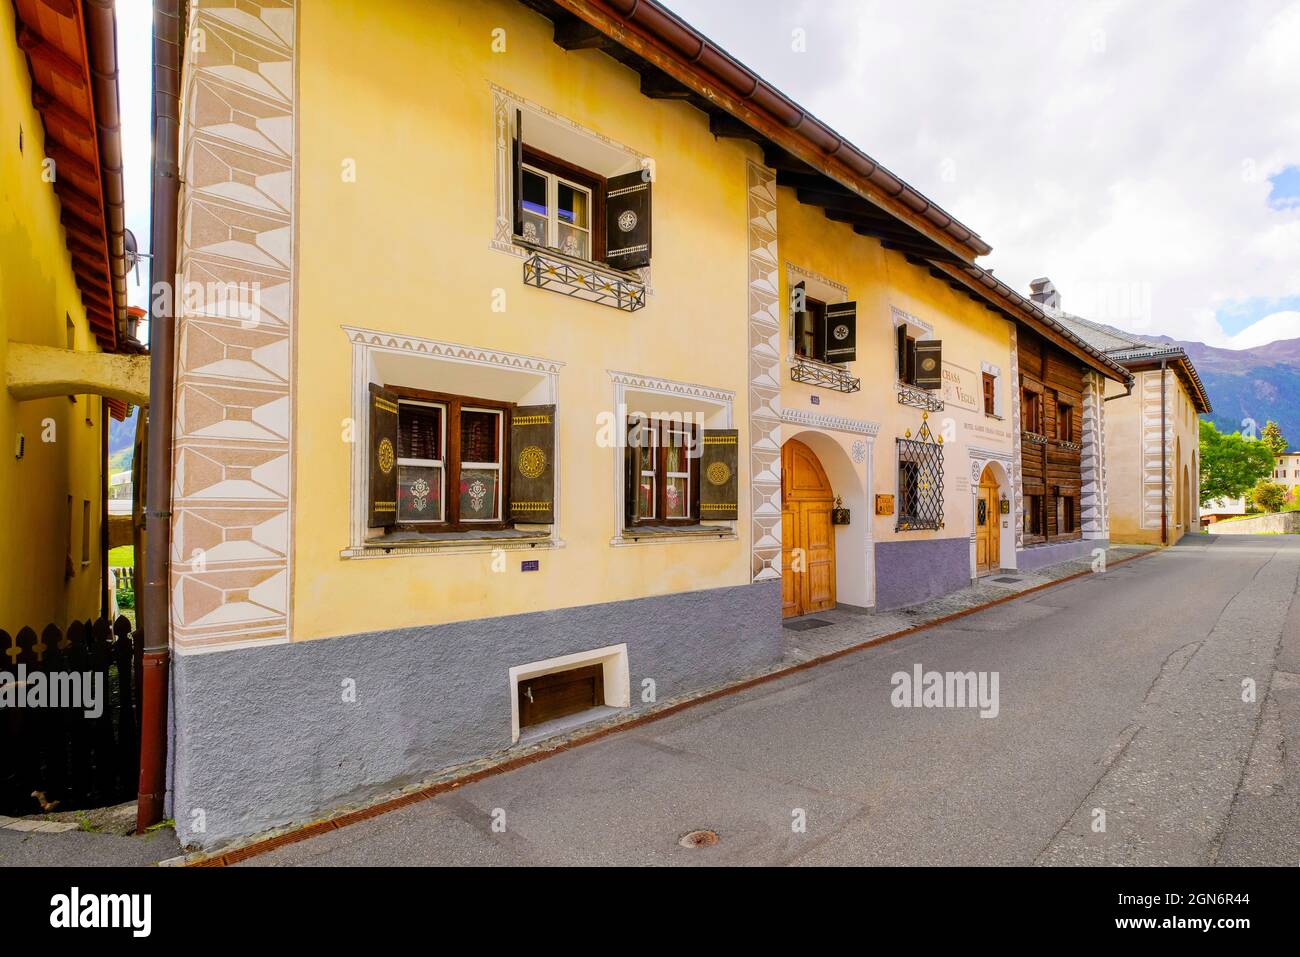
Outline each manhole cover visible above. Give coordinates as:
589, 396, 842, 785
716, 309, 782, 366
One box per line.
993, 576, 1022, 584
679, 829, 720, 848
783, 618, 832, 632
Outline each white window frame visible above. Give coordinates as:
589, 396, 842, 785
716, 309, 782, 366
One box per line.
521, 163, 593, 261
664, 422, 693, 519
635, 421, 658, 521
459, 406, 505, 523
396, 399, 447, 524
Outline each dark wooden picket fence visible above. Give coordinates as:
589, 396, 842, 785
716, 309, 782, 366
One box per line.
0, 617, 140, 816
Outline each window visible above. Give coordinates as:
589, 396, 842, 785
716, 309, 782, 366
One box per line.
896, 430, 944, 531
982, 372, 996, 416
81, 499, 91, 565
519, 147, 603, 261
626, 418, 700, 526
897, 324, 917, 384
392, 390, 509, 530
1058, 495, 1076, 534
1022, 388, 1043, 434
1025, 494, 1045, 536
1058, 401, 1074, 443
795, 295, 826, 361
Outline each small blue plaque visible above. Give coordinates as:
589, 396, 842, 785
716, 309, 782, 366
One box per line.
521, 559, 540, 572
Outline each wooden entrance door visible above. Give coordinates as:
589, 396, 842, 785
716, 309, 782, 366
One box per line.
975, 466, 1001, 575
782, 439, 836, 618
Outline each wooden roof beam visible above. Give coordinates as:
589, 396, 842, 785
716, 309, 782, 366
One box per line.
31, 87, 94, 145
709, 112, 767, 144
16, 27, 86, 92
553, 13, 619, 50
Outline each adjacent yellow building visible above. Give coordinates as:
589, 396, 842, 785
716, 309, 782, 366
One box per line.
1, 0, 137, 634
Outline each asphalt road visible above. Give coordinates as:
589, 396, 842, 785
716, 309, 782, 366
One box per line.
244, 533, 1300, 866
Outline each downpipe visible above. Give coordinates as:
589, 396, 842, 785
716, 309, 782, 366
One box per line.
137, 0, 182, 833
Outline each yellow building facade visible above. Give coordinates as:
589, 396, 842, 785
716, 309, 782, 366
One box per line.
1, 2, 129, 632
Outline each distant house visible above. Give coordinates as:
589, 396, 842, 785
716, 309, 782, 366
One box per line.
1272, 451, 1300, 483
1201, 496, 1246, 525
1033, 281, 1212, 545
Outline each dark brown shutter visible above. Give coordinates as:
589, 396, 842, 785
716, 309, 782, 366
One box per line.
368, 384, 399, 528
914, 339, 943, 390
699, 429, 739, 521
512, 109, 524, 239
823, 301, 857, 363
896, 324, 909, 381
509, 404, 555, 523
604, 170, 651, 269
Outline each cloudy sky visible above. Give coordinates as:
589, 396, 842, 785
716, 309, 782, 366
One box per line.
113, 1, 1300, 349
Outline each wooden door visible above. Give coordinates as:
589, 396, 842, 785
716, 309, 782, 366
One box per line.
975, 467, 1000, 575
519, 664, 604, 728
782, 440, 836, 618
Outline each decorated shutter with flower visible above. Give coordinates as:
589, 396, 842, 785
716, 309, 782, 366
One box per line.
368, 384, 399, 528
509, 404, 556, 524
699, 429, 739, 521
604, 170, 651, 270
823, 301, 857, 363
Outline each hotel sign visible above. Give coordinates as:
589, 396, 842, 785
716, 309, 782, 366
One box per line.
941, 361, 980, 413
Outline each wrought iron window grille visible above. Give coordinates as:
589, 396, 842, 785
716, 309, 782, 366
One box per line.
897, 384, 944, 412
791, 357, 861, 393
523, 249, 645, 312
896, 413, 944, 531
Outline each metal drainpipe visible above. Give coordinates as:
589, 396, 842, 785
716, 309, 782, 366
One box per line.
137, 0, 182, 834
1160, 358, 1168, 546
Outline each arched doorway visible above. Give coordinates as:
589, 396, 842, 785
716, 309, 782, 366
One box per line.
782, 438, 835, 618
975, 464, 1002, 575
1181, 464, 1191, 535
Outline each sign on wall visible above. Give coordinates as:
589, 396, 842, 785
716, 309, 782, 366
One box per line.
941, 361, 981, 412
875, 494, 895, 516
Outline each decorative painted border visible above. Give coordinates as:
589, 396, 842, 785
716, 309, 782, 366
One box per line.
1080, 370, 1108, 539
171, 0, 298, 655
344, 326, 565, 554
746, 161, 782, 582
1008, 322, 1024, 549
780, 407, 879, 437
786, 262, 849, 295
608, 369, 735, 546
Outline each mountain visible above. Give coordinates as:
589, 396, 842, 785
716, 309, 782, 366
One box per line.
108, 408, 138, 475
1080, 322, 1300, 448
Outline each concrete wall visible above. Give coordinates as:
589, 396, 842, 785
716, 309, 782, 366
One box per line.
1209, 512, 1300, 535
875, 538, 971, 611
172, 580, 781, 848
0, 6, 105, 631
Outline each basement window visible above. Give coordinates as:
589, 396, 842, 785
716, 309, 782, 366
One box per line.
508, 644, 630, 743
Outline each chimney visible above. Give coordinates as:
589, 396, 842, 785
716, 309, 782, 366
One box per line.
1029, 277, 1060, 311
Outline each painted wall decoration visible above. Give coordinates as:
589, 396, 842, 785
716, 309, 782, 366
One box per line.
171, 0, 298, 652
747, 161, 782, 582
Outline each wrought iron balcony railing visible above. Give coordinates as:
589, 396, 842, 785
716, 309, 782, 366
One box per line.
790, 358, 861, 393
523, 249, 645, 312
897, 384, 944, 412
1022, 430, 1049, 446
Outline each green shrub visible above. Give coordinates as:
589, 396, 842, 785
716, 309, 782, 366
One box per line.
117, 588, 135, 610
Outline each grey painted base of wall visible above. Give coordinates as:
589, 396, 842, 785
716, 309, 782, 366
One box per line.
1016, 537, 1107, 572
874, 537, 971, 611
171, 580, 782, 849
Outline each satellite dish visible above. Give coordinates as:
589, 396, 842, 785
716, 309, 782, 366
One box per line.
124, 228, 141, 283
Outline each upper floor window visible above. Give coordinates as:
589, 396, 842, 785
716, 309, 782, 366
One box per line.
982, 372, 996, 416
897, 324, 918, 384
1022, 388, 1044, 434
511, 109, 651, 271
1058, 401, 1074, 443
790, 281, 857, 365
520, 147, 602, 260
393, 392, 507, 528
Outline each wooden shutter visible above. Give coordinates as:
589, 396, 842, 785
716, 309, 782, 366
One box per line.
823, 301, 857, 363
624, 422, 638, 527
508, 404, 555, 523
982, 373, 995, 414
699, 429, 739, 521
914, 340, 942, 390
512, 109, 524, 239
604, 170, 651, 269
896, 324, 910, 381
368, 384, 399, 528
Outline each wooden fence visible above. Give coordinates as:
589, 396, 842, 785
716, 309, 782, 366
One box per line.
110, 566, 134, 591
0, 616, 140, 816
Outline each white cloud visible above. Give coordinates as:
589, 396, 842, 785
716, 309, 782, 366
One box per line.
1226, 311, 1300, 350
665, 0, 1300, 349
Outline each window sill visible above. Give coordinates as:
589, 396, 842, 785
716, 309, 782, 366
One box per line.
343, 528, 560, 559
612, 524, 736, 546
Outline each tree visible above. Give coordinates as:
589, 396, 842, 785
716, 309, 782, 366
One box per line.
1251, 479, 1286, 513
1199, 420, 1275, 505
1261, 420, 1288, 458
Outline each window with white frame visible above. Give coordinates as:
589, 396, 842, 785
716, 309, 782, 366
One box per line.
520, 159, 594, 260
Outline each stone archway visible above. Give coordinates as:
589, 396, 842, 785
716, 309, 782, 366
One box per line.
972, 458, 1014, 575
